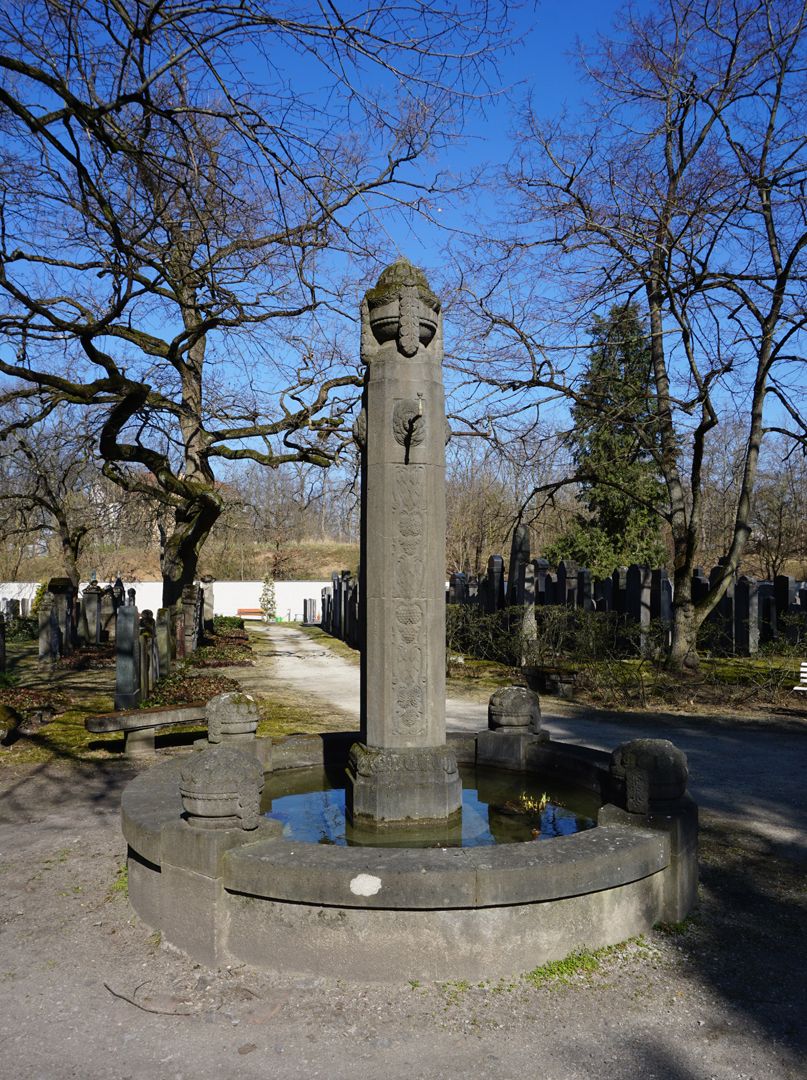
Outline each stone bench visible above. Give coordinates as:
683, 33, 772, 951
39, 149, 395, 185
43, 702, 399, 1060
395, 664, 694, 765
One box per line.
85, 704, 207, 756
794, 662, 807, 693
236, 608, 264, 619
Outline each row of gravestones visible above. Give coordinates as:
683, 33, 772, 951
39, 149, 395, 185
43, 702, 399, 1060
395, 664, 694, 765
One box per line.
321, 570, 360, 649
22, 575, 211, 710
0, 598, 29, 673
114, 583, 210, 709
318, 549, 805, 660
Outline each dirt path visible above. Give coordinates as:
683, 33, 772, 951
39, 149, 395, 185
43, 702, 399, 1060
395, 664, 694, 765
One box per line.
0, 625, 805, 1078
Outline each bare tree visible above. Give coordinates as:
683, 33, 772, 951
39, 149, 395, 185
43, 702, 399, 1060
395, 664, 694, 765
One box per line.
0, 0, 508, 604
457, 0, 806, 667
0, 413, 103, 587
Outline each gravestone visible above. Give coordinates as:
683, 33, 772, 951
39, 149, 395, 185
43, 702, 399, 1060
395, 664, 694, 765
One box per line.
577, 568, 594, 612
507, 524, 530, 606
448, 573, 467, 605
156, 607, 172, 678
533, 559, 550, 606
115, 605, 141, 710
626, 565, 652, 652
100, 587, 116, 643
612, 567, 628, 614
82, 581, 102, 645
734, 576, 759, 656
651, 568, 673, 650
47, 578, 75, 655
200, 575, 215, 633
346, 257, 461, 828
38, 593, 57, 664
486, 555, 505, 614
182, 585, 199, 655
757, 581, 777, 645
708, 562, 735, 654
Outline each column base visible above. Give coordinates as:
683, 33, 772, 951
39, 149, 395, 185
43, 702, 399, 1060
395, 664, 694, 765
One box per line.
345, 743, 462, 829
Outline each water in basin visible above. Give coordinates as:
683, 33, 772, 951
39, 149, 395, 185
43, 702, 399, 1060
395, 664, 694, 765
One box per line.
262, 765, 599, 848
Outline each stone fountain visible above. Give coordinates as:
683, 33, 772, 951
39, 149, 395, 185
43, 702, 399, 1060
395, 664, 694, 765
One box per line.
120, 260, 698, 982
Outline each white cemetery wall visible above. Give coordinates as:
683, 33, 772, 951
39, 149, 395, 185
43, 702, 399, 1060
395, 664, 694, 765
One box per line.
0, 581, 330, 622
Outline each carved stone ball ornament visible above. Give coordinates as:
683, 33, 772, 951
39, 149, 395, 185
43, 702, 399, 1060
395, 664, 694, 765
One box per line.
362, 255, 441, 359
206, 691, 260, 743
179, 745, 264, 830
488, 686, 542, 733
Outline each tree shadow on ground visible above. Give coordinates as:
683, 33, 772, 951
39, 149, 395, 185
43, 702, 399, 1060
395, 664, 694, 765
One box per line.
673, 816, 806, 1059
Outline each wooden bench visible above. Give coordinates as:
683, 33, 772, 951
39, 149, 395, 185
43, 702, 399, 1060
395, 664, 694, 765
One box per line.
236, 608, 265, 619
794, 662, 807, 693
85, 704, 206, 756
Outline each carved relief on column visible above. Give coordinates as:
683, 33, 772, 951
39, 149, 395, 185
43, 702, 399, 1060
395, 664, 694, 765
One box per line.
391, 463, 427, 739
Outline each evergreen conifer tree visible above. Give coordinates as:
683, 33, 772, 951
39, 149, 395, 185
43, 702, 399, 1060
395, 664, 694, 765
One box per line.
546, 304, 666, 576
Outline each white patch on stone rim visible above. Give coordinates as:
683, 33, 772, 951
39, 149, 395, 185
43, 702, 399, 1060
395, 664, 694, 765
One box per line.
349, 873, 382, 896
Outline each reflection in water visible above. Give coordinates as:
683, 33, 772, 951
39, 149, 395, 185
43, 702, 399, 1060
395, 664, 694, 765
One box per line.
263, 766, 599, 849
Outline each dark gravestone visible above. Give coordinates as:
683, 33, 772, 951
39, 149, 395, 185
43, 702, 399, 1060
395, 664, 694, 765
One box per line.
486, 556, 504, 614
651, 568, 673, 650
38, 593, 56, 663
331, 572, 341, 637
757, 581, 777, 645
507, 525, 530, 607
340, 570, 352, 640
708, 563, 735, 655
577, 568, 594, 611
734, 577, 759, 656
626, 565, 652, 652
612, 568, 628, 614
594, 576, 613, 613
115, 605, 141, 710
448, 573, 468, 605
774, 574, 796, 618
100, 587, 116, 643
533, 559, 550, 606
47, 578, 75, 655
557, 561, 577, 607
691, 569, 710, 606
139, 610, 156, 698
82, 583, 102, 645
112, 577, 126, 610
182, 585, 199, 654
156, 607, 172, 678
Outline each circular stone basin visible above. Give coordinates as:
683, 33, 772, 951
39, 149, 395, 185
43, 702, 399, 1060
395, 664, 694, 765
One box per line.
121, 731, 697, 982
263, 765, 599, 848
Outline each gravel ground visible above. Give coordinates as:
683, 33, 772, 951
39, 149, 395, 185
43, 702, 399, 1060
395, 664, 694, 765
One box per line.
1, 627, 805, 1079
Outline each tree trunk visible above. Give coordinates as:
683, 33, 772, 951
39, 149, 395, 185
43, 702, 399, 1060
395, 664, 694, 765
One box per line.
668, 569, 700, 671
160, 496, 222, 608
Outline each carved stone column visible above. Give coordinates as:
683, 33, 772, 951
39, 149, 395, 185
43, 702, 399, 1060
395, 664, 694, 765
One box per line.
345, 257, 461, 829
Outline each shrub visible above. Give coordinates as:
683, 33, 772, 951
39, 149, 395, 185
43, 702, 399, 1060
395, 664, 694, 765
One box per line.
212, 615, 245, 632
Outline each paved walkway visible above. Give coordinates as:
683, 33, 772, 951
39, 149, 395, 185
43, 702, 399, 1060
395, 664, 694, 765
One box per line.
253, 625, 807, 856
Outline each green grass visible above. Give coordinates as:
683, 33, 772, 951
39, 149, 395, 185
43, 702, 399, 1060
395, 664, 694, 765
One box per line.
523, 939, 647, 988
108, 864, 128, 898
292, 623, 361, 665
